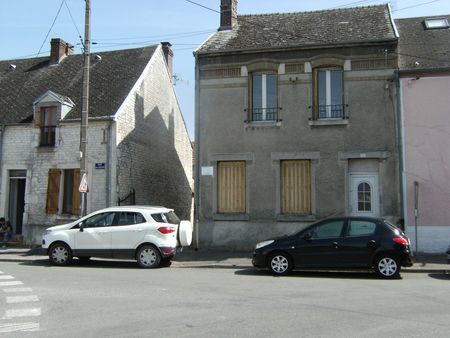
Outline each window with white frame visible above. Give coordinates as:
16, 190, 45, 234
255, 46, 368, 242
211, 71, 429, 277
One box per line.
250, 72, 278, 121
314, 67, 344, 119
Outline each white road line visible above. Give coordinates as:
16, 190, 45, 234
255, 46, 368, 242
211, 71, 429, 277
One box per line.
3, 287, 33, 293
0, 281, 23, 286
0, 275, 14, 280
6, 295, 39, 304
0, 322, 40, 333
2, 308, 41, 319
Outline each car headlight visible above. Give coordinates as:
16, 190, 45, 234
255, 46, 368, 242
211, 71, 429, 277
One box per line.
255, 240, 274, 250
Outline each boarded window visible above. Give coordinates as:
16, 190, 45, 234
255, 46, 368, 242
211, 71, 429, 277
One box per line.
46, 169, 61, 214
218, 161, 246, 213
281, 160, 311, 214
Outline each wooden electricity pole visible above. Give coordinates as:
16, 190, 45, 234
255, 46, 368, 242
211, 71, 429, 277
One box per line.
80, 0, 91, 216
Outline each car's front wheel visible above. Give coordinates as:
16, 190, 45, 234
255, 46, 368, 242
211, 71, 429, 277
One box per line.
49, 242, 73, 266
136, 245, 161, 268
268, 252, 292, 276
375, 254, 400, 279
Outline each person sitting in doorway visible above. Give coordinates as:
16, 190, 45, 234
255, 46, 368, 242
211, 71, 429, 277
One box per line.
0, 218, 12, 249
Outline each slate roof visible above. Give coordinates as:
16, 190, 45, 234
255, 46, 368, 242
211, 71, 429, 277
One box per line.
196, 4, 397, 54
0, 45, 158, 124
395, 15, 450, 71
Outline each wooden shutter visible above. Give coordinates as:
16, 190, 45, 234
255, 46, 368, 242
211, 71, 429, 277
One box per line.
34, 108, 42, 128
71, 169, 81, 215
46, 169, 61, 214
281, 160, 311, 214
218, 161, 246, 213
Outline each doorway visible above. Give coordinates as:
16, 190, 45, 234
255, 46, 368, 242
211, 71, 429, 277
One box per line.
349, 173, 379, 217
8, 170, 26, 235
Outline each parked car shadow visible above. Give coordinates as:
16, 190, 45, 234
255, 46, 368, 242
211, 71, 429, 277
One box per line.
428, 273, 450, 280
20, 258, 171, 269
235, 268, 398, 280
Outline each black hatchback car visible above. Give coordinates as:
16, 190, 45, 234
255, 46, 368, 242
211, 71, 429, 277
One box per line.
252, 217, 413, 279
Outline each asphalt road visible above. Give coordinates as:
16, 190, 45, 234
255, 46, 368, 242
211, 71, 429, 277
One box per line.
1, 258, 450, 337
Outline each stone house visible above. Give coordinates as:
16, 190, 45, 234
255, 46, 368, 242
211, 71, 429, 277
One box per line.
194, 1, 402, 250
0, 39, 193, 245
396, 15, 450, 253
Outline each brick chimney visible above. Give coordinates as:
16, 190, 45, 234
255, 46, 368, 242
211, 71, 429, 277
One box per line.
161, 42, 173, 78
50, 38, 74, 65
219, 0, 238, 31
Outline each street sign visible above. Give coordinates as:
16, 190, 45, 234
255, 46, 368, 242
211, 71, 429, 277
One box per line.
79, 173, 89, 193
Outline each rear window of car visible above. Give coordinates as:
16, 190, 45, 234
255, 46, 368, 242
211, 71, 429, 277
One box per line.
347, 220, 376, 237
384, 221, 402, 236
151, 211, 180, 224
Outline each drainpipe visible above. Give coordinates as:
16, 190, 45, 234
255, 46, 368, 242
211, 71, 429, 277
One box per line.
105, 122, 113, 207
395, 71, 405, 225
194, 53, 200, 250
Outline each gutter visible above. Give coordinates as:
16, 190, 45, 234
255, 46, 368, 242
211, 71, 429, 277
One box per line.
194, 53, 200, 250
394, 70, 406, 223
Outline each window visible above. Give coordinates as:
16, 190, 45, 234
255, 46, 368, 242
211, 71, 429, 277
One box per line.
46, 168, 80, 215
38, 107, 57, 146
424, 18, 449, 29
84, 212, 115, 228
151, 211, 180, 224
250, 73, 278, 121
347, 220, 376, 237
310, 220, 345, 239
281, 160, 311, 214
314, 67, 344, 119
218, 161, 246, 213
357, 182, 372, 212
116, 212, 146, 226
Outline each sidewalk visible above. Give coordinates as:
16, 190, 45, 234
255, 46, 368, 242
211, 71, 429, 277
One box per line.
0, 247, 448, 273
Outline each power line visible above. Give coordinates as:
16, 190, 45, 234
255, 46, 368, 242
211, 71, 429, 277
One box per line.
92, 29, 214, 42
64, 0, 84, 49
36, 0, 66, 57
392, 0, 441, 12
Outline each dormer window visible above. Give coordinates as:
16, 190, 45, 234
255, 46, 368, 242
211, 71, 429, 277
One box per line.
39, 107, 57, 146
424, 18, 449, 29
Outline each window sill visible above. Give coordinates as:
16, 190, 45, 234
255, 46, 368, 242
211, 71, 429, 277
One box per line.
213, 213, 249, 221
276, 214, 316, 222
245, 120, 282, 129
36, 145, 56, 152
308, 119, 348, 127
56, 214, 78, 221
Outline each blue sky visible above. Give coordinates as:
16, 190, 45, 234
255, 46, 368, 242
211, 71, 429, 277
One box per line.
1, 0, 449, 139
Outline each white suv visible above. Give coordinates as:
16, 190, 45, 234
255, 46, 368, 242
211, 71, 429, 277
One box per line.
41, 206, 192, 268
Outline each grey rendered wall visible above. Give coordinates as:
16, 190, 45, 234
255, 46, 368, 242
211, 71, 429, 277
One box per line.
115, 47, 193, 221
197, 47, 400, 250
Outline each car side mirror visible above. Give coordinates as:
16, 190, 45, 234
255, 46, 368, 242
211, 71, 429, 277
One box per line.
79, 222, 84, 232
302, 232, 312, 240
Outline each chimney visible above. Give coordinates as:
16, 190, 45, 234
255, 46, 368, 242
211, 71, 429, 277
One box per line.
50, 38, 74, 64
219, 0, 238, 31
161, 42, 173, 78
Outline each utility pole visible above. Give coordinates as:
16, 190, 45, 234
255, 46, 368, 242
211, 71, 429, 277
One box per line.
80, 0, 91, 216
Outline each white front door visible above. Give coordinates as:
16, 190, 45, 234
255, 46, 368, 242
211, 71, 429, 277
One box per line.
349, 174, 379, 217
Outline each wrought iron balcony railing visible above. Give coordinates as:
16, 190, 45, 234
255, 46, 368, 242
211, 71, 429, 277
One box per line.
245, 107, 282, 122
40, 126, 56, 147
310, 104, 348, 120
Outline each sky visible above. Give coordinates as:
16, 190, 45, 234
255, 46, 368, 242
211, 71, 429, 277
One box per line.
1, 0, 449, 139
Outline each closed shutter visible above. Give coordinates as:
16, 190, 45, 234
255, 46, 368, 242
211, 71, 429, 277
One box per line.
46, 169, 61, 214
218, 161, 246, 213
281, 160, 311, 214
71, 169, 81, 215
34, 108, 42, 128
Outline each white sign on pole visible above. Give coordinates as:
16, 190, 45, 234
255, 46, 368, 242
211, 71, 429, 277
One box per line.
79, 173, 89, 193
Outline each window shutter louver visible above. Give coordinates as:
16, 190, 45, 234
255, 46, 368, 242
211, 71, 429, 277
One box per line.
281, 160, 311, 214
218, 161, 246, 213
46, 169, 61, 214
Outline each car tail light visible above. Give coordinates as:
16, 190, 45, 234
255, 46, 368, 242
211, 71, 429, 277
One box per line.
162, 248, 175, 255
158, 226, 176, 234
393, 237, 409, 246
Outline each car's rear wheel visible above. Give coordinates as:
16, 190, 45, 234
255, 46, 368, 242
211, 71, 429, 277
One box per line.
49, 242, 73, 266
268, 252, 292, 276
136, 245, 161, 268
375, 255, 400, 279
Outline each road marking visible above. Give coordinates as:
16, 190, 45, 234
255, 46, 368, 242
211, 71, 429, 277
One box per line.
0, 322, 40, 333
6, 295, 39, 304
3, 308, 41, 319
3, 287, 33, 293
0, 275, 14, 280
0, 281, 23, 286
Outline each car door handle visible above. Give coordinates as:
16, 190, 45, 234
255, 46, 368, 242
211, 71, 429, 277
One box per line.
333, 242, 339, 248
133, 229, 144, 232
368, 240, 376, 247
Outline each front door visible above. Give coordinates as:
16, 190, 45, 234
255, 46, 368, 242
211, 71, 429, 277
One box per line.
8, 170, 27, 235
349, 174, 379, 217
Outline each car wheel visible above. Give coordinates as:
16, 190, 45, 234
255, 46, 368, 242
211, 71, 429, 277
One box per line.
268, 252, 292, 276
49, 243, 73, 266
136, 245, 161, 268
375, 255, 400, 279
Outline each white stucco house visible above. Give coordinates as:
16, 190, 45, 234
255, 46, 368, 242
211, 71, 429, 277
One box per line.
0, 39, 193, 245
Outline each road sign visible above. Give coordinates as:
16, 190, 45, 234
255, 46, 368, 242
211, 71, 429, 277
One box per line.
79, 173, 89, 193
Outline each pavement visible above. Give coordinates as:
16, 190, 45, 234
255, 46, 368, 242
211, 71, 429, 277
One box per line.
0, 246, 448, 273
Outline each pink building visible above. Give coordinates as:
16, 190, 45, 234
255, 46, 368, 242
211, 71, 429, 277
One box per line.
396, 16, 450, 253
